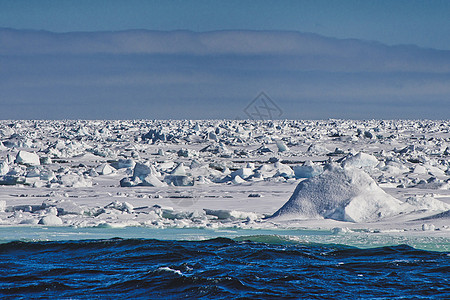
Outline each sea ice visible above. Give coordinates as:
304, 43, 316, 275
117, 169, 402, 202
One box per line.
0, 119, 449, 233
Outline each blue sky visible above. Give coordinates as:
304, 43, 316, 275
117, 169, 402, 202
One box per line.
1, 0, 450, 50
0, 1, 449, 119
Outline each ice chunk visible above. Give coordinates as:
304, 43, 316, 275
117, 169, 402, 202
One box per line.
15, 151, 40, 166
171, 163, 187, 176
0, 175, 23, 185
120, 177, 134, 187
190, 159, 204, 169
341, 152, 378, 169
133, 162, 151, 179
59, 174, 92, 187
332, 227, 351, 234
293, 161, 323, 178
415, 177, 450, 190
425, 165, 445, 177
412, 165, 427, 174
116, 159, 135, 169
232, 175, 246, 184
231, 168, 253, 179
204, 209, 258, 220
142, 174, 166, 187
274, 162, 294, 178
276, 141, 289, 152
45, 199, 84, 215
363, 131, 373, 139
38, 215, 63, 226
142, 128, 174, 143
207, 131, 218, 141
177, 148, 197, 158
88, 169, 99, 177
307, 144, 329, 155
406, 195, 450, 211
0, 161, 9, 176
379, 160, 409, 175
26, 167, 41, 178
256, 145, 273, 154
133, 162, 159, 179
166, 175, 194, 186
95, 163, 116, 175
165, 163, 194, 186
105, 201, 134, 213
422, 223, 436, 231
196, 175, 212, 185
39, 170, 55, 181
40, 157, 52, 165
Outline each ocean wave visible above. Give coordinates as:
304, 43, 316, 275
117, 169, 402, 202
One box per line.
0, 238, 448, 298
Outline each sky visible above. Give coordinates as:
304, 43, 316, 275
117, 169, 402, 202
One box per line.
1, 0, 450, 50
0, 0, 449, 119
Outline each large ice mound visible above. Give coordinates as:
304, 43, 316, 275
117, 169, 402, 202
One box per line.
271, 164, 405, 222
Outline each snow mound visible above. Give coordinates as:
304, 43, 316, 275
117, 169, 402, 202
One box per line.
271, 164, 405, 222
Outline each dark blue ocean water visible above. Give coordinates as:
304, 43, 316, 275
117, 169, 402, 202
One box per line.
0, 238, 448, 299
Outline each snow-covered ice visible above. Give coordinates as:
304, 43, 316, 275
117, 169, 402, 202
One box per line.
271, 164, 406, 222
0, 119, 448, 241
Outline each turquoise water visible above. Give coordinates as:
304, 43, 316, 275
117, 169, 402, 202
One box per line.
0, 226, 449, 252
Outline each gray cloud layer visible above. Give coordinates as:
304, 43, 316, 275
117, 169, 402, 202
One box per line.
1, 29, 449, 119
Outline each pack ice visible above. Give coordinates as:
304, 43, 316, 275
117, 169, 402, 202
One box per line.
0, 119, 449, 232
